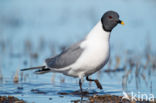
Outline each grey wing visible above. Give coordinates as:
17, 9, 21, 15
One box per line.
45, 41, 84, 69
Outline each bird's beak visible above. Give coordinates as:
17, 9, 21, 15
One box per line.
118, 20, 124, 25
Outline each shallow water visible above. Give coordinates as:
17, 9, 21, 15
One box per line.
0, 0, 156, 103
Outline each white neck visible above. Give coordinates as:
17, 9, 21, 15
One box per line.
86, 21, 110, 41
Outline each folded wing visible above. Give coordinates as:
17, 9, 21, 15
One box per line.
45, 41, 84, 69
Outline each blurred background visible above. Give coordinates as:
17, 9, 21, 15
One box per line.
0, 0, 156, 103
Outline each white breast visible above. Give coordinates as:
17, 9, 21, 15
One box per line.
68, 21, 110, 77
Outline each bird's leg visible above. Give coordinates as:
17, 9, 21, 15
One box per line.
86, 76, 103, 89
79, 73, 85, 95
79, 79, 83, 95
79, 79, 83, 103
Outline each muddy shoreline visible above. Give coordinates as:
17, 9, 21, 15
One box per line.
1, 95, 156, 103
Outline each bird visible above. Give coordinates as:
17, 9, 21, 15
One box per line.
21, 10, 124, 94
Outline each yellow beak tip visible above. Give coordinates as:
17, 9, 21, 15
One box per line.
121, 21, 125, 25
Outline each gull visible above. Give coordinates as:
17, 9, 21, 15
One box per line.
21, 11, 124, 94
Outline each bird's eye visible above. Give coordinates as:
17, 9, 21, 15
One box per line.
108, 16, 112, 19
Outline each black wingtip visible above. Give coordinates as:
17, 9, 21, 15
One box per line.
34, 68, 51, 74
20, 66, 45, 71
20, 68, 32, 71
21, 68, 27, 71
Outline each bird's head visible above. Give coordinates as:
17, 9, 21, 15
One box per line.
101, 11, 124, 32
